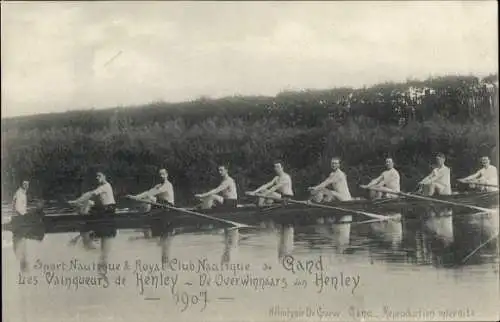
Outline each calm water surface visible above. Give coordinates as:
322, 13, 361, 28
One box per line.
2, 207, 499, 322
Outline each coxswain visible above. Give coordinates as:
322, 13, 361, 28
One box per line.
418, 153, 452, 196
195, 165, 238, 209
308, 157, 352, 202
248, 162, 294, 206
361, 157, 401, 199
12, 180, 30, 272
458, 156, 498, 192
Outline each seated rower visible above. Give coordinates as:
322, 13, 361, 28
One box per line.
69, 172, 117, 270
129, 168, 175, 208
361, 157, 400, 199
308, 157, 352, 202
128, 168, 175, 239
458, 156, 498, 192
248, 162, 294, 206
195, 165, 238, 209
418, 153, 452, 196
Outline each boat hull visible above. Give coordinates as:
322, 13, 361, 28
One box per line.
3, 191, 498, 237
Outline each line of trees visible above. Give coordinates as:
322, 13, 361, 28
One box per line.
2, 75, 498, 205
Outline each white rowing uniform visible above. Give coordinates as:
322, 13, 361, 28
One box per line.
373, 168, 400, 196
425, 165, 451, 195
13, 188, 27, 215
324, 169, 352, 201
92, 182, 116, 206
471, 165, 498, 192
270, 173, 294, 196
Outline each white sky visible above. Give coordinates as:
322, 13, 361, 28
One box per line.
1, 1, 498, 118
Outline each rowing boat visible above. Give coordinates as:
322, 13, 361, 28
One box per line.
3, 190, 497, 237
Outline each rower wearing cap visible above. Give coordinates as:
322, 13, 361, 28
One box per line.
418, 153, 452, 196
195, 165, 238, 209
248, 162, 294, 206
308, 157, 352, 202
361, 157, 400, 199
458, 156, 498, 192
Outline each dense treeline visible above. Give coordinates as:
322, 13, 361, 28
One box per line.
2, 75, 498, 205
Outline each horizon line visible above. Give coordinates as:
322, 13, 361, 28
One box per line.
2, 72, 498, 120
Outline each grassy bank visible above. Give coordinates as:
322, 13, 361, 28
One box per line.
2, 75, 498, 205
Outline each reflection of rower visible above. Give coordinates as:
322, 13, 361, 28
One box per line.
369, 213, 403, 249
221, 228, 239, 264
312, 217, 351, 252
331, 219, 351, 252
277, 225, 294, 260
423, 209, 454, 245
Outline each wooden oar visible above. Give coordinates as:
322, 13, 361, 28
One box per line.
364, 186, 492, 213
458, 180, 499, 189
126, 195, 257, 229
461, 232, 499, 264
245, 192, 391, 221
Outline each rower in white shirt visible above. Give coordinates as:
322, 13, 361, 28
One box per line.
130, 168, 175, 208
13, 180, 29, 216
12, 180, 30, 272
458, 156, 498, 192
69, 172, 117, 271
308, 157, 352, 202
248, 162, 294, 206
128, 168, 175, 240
361, 158, 400, 199
195, 165, 238, 209
418, 153, 452, 196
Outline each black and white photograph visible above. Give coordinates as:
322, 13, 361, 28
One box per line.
1, 1, 499, 322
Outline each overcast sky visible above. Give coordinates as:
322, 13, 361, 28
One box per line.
1, 1, 497, 118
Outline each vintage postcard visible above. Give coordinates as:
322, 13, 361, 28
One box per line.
1, 1, 499, 322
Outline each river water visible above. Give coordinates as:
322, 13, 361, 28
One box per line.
2, 206, 499, 322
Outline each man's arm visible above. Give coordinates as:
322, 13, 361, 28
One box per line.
252, 177, 278, 194
363, 174, 383, 188
419, 170, 436, 184
197, 180, 229, 198
69, 185, 104, 204
311, 173, 336, 190
134, 184, 163, 199
458, 170, 481, 183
